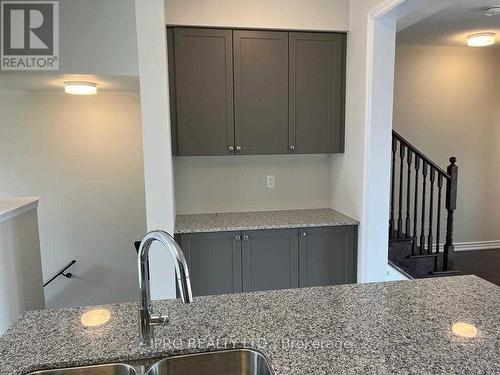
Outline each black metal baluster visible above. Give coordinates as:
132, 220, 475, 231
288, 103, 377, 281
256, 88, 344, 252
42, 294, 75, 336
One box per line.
420, 162, 428, 254
412, 157, 420, 256
427, 168, 435, 255
389, 138, 397, 239
435, 174, 443, 270
398, 144, 405, 238
405, 150, 412, 238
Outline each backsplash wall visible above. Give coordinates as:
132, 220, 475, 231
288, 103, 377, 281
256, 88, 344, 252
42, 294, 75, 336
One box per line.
174, 154, 332, 214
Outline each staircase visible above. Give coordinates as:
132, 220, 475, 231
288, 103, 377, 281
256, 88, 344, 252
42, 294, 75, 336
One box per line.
389, 131, 459, 279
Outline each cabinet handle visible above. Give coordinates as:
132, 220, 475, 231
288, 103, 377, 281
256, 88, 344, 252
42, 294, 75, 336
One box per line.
289, 145, 295, 152
300, 232, 307, 237
236, 146, 242, 152
228, 146, 234, 152
242, 235, 249, 241
234, 235, 241, 241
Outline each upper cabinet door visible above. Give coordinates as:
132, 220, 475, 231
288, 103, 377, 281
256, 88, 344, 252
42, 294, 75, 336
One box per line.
172, 28, 234, 156
289, 32, 346, 154
233, 30, 289, 155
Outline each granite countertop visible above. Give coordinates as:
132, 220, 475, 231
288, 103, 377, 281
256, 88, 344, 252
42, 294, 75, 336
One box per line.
175, 208, 359, 234
1, 275, 500, 374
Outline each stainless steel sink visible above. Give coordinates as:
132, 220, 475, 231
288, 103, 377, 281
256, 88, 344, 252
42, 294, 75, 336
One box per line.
25, 363, 137, 375
145, 349, 273, 375
25, 349, 273, 375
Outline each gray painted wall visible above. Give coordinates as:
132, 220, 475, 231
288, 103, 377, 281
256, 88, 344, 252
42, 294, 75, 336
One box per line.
174, 155, 332, 214
393, 45, 500, 244
0, 90, 146, 307
60, 0, 138, 75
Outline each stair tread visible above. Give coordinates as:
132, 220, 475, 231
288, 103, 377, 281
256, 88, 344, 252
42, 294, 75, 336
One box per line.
409, 254, 438, 259
389, 240, 437, 278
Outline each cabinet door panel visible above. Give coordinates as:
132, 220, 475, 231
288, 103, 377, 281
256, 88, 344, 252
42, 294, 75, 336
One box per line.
167, 28, 178, 155
242, 229, 298, 292
234, 30, 289, 155
181, 232, 242, 296
289, 32, 346, 154
173, 28, 234, 156
299, 226, 357, 287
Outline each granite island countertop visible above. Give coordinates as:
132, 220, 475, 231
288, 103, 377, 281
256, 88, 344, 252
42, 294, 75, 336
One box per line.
175, 208, 359, 234
1, 276, 500, 374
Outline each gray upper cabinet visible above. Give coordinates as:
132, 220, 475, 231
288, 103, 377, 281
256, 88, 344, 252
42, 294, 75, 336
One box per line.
242, 229, 299, 292
289, 32, 346, 154
180, 231, 242, 296
298, 226, 357, 287
170, 28, 234, 156
233, 30, 289, 155
168, 27, 347, 156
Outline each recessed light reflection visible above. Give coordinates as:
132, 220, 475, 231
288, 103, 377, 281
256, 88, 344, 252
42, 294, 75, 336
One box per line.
81, 309, 111, 327
452, 322, 478, 338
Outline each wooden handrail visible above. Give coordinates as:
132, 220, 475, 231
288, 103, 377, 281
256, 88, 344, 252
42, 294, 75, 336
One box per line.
392, 130, 450, 179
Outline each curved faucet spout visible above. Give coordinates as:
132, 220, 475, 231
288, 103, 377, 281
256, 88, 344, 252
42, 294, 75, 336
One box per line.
137, 230, 193, 346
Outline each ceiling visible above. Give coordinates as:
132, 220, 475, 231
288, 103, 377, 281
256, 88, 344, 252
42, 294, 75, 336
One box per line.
397, 0, 500, 48
0, 73, 139, 92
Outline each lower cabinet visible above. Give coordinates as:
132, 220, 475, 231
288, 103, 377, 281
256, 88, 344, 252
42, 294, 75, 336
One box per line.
298, 226, 357, 287
242, 229, 298, 292
178, 226, 357, 297
180, 231, 242, 296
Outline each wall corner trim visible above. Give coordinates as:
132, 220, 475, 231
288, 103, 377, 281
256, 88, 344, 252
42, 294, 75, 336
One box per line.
0, 198, 40, 224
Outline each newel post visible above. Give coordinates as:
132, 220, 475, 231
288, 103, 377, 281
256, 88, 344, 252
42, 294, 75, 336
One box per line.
443, 157, 458, 271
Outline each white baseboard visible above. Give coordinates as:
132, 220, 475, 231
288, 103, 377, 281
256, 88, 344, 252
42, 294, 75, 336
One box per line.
454, 240, 500, 251
386, 264, 411, 280
432, 240, 500, 252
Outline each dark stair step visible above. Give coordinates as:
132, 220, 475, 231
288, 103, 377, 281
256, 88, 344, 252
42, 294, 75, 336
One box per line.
389, 237, 438, 278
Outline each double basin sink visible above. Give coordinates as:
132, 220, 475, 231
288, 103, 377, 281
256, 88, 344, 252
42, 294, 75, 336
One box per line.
25, 349, 273, 375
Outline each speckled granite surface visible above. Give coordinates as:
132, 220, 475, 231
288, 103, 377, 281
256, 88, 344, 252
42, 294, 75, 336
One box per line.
175, 208, 359, 234
1, 276, 499, 374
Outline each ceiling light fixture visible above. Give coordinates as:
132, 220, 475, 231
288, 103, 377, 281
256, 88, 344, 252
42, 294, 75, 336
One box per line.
64, 81, 97, 95
485, 6, 500, 16
466, 33, 496, 47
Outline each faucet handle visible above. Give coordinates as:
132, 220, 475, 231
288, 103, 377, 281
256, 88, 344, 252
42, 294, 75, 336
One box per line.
149, 313, 168, 326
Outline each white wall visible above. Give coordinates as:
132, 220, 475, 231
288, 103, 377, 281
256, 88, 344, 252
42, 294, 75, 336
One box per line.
59, 0, 138, 75
0, 90, 146, 307
393, 45, 500, 244
135, 0, 177, 300
175, 155, 332, 214
330, 0, 398, 283
164, 0, 349, 216
164, 0, 349, 31
0, 206, 45, 334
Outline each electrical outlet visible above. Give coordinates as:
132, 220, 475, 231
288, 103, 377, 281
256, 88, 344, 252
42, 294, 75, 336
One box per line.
267, 175, 275, 189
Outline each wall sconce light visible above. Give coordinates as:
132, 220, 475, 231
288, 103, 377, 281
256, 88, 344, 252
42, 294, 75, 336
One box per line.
466, 33, 496, 47
64, 81, 98, 95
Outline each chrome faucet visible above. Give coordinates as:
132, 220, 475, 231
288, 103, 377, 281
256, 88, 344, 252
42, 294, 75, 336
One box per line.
137, 230, 193, 346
